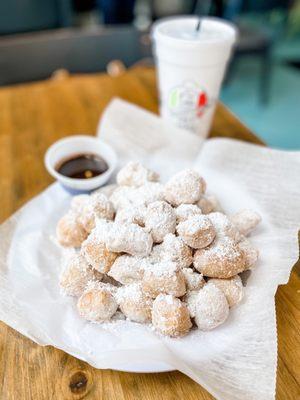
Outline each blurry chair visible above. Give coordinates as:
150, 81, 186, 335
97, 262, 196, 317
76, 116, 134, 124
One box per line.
0, 27, 146, 85
0, 0, 73, 35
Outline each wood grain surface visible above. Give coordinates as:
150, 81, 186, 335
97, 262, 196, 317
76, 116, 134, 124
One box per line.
0, 67, 299, 400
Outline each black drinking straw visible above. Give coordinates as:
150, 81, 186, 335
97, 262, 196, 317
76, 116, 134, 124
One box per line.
196, 18, 202, 32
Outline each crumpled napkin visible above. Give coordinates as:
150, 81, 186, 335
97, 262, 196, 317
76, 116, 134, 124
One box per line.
0, 98, 299, 400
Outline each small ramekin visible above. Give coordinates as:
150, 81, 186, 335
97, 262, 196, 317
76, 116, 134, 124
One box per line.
44, 135, 118, 194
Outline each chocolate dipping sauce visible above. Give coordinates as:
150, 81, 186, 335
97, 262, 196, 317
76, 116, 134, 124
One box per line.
56, 153, 108, 179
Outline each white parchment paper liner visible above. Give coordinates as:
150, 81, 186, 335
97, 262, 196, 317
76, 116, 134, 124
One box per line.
0, 99, 299, 400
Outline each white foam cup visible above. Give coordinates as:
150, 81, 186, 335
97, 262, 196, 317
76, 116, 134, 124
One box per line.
152, 16, 237, 138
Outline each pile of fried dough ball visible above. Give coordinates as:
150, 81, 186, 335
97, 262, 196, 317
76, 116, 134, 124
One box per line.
57, 162, 261, 337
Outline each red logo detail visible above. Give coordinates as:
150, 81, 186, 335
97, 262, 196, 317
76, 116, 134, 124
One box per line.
197, 92, 208, 117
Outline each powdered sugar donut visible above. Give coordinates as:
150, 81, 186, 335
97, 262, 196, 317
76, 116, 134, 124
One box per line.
152, 294, 192, 337
197, 195, 222, 214
230, 209, 261, 236
208, 276, 244, 307
182, 268, 205, 291
145, 243, 164, 264
142, 261, 186, 298
71, 194, 90, 213
56, 160, 262, 336
106, 222, 153, 257
144, 201, 176, 243
110, 186, 136, 210
59, 253, 103, 297
108, 255, 146, 284
238, 237, 259, 269
175, 204, 202, 223
81, 227, 118, 273
194, 284, 229, 330
159, 233, 193, 268
135, 182, 165, 207
77, 282, 118, 322
56, 211, 88, 248
164, 169, 206, 206
184, 289, 199, 318
114, 205, 146, 226
208, 212, 241, 243
79, 193, 114, 233
194, 237, 246, 278
92, 183, 118, 199
117, 161, 159, 187
110, 183, 164, 211
117, 283, 153, 323
177, 215, 216, 249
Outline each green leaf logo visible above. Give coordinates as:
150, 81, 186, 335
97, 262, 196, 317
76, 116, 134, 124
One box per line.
169, 88, 180, 108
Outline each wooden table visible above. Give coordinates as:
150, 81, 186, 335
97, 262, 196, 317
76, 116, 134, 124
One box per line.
0, 67, 299, 400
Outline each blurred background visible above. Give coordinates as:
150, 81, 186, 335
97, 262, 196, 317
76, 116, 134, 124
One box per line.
0, 0, 299, 149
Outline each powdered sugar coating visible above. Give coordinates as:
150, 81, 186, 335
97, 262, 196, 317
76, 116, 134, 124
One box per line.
238, 237, 259, 269
56, 162, 261, 336
231, 209, 261, 236
56, 211, 88, 248
194, 237, 246, 278
77, 282, 118, 322
135, 182, 165, 206
93, 218, 114, 238
142, 261, 186, 298
71, 195, 90, 214
177, 215, 216, 249
117, 282, 153, 323
144, 201, 176, 243
175, 204, 202, 223
208, 212, 242, 243
92, 183, 118, 199
110, 186, 136, 210
117, 161, 159, 187
79, 193, 114, 233
164, 169, 206, 206
182, 268, 205, 291
197, 195, 222, 214
159, 233, 193, 268
194, 284, 229, 330
81, 228, 118, 273
146, 244, 164, 264
108, 255, 146, 284
208, 276, 244, 307
106, 222, 153, 257
59, 253, 103, 297
115, 205, 146, 226
184, 289, 199, 318
110, 183, 165, 211
152, 294, 192, 337
85, 279, 117, 294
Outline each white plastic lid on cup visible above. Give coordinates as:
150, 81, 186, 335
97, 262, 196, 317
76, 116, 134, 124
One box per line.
152, 16, 237, 67
44, 135, 118, 193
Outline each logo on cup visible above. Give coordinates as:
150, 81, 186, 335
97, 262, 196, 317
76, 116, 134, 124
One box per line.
168, 81, 211, 122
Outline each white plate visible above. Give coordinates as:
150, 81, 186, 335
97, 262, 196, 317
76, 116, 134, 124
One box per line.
113, 362, 174, 373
